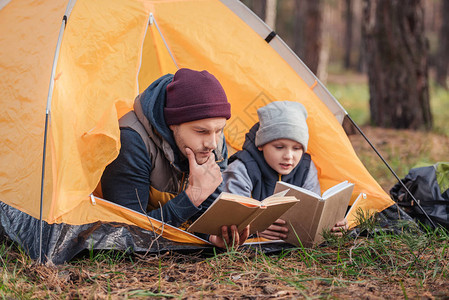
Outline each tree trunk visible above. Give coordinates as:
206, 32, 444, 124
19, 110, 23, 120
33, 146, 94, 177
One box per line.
265, 0, 277, 30
303, 0, 322, 75
293, 0, 322, 75
344, 0, 354, 69
436, 0, 449, 89
356, 0, 367, 73
293, 1, 306, 61
362, 0, 432, 130
317, 3, 331, 83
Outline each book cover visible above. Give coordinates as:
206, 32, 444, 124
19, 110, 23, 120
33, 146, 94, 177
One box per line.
187, 192, 299, 236
274, 181, 354, 247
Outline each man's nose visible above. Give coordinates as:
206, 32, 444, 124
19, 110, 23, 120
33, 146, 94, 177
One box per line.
205, 134, 218, 150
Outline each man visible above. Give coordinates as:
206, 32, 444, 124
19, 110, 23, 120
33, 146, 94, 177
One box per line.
101, 68, 249, 248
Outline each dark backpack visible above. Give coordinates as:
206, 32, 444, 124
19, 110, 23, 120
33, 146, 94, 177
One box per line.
390, 163, 449, 229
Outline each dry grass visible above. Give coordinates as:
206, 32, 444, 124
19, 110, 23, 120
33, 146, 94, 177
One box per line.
2, 231, 449, 299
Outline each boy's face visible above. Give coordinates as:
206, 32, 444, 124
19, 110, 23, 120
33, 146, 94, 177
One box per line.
170, 117, 226, 165
258, 139, 304, 175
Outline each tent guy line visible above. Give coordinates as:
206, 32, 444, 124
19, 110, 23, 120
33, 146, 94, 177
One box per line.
345, 114, 437, 228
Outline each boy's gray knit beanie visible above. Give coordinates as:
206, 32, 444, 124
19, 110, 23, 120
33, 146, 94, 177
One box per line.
255, 101, 309, 151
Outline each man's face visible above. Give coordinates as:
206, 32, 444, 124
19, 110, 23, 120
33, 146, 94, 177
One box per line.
170, 117, 227, 165
258, 139, 304, 175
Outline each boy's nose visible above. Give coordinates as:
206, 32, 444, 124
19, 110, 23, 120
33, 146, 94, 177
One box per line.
284, 150, 293, 159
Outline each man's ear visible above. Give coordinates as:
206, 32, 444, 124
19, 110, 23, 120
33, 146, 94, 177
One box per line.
257, 146, 263, 151
169, 124, 177, 132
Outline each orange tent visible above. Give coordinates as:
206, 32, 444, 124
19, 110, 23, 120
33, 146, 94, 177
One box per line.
0, 0, 394, 263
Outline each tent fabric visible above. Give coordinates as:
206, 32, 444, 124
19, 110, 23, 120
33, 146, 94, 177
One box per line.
0, 0, 394, 263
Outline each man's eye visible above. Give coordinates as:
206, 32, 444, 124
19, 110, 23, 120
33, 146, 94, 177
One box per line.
275, 146, 283, 149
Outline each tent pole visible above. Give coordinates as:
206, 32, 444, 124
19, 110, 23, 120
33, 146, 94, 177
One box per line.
38, 10, 70, 264
38, 113, 50, 264
149, 13, 179, 70
345, 114, 437, 228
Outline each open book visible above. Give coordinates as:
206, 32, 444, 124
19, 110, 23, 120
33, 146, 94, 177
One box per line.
187, 191, 299, 236
274, 181, 354, 247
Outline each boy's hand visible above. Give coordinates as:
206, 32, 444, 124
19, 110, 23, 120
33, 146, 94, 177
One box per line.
259, 218, 289, 240
185, 147, 222, 207
330, 218, 348, 236
209, 225, 250, 249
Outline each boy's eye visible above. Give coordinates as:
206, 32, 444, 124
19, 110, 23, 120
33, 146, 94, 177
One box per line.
274, 146, 284, 149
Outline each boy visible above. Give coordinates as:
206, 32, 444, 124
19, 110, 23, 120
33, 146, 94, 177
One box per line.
223, 101, 347, 240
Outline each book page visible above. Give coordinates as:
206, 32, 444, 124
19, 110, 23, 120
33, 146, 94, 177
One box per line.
261, 196, 298, 206
274, 181, 321, 199
345, 192, 366, 219
264, 189, 290, 199
187, 197, 263, 235
321, 181, 350, 198
219, 192, 262, 206
249, 196, 299, 234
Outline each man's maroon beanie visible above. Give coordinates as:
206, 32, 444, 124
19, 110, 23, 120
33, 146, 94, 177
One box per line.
164, 68, 231, 125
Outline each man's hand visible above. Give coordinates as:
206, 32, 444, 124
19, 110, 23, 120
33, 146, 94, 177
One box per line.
258, 218, 289, 240
185, 147, 222, 207
330, 218, 348, 236
209, 225, 250, 249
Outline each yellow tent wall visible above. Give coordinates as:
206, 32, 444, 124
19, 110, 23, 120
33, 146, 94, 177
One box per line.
0, 0, 65, 221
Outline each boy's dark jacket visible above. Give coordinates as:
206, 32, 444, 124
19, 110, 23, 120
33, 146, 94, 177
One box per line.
229, 123, 311, 200
101, 74, 228, 228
